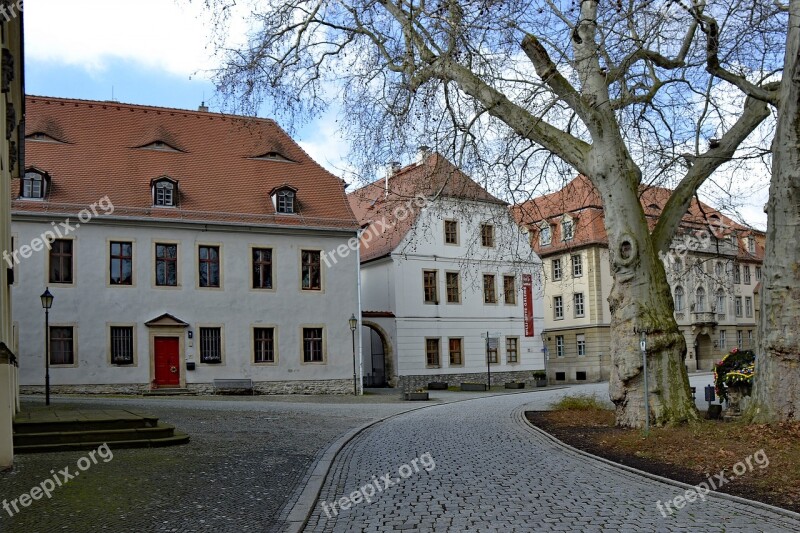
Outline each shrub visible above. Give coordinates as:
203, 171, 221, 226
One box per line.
532, 370, 547, 380
550, 394, 607, 411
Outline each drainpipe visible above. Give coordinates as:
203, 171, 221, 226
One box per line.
356, 228, 363, 395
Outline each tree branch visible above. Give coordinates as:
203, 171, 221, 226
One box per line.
652, 95, 771, 252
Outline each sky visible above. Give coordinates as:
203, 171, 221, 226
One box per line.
23, 0, 769, 228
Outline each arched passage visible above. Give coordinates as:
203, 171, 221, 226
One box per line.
361, 321, 395, 388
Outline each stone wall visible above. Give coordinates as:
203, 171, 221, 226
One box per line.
397, 370, 536, 392
21, 379, 354, 396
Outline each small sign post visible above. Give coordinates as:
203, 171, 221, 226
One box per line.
640, 332, 649, 435
482, 332, 502, 390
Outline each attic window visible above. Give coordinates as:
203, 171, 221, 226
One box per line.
561, 218, 574, 242
539, 223, 552, 246
648, 203, 660, 211
270, 185, 298, 214
21, 169, 48, 199
139, 141, 182, 152
26, 132, 63, 143
252, 152, 294, 162
152, 177, 178, 207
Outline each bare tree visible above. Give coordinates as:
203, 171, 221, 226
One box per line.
203, 0, 780, 427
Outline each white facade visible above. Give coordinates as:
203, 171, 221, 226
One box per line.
360, 198, 545, 388
12, 215, 360, 394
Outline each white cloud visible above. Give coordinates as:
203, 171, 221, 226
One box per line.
24, 0, 250, 78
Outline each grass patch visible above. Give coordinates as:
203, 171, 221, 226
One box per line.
550, 394, 607, 412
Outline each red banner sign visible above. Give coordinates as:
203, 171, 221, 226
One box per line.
522, 274, 534, 337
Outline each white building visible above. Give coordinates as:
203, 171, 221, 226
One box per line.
0, 11, 25, 470
11, 96, 361, 395
349, 152, 545, 390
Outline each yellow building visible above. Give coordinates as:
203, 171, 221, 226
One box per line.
1, 9, 25, 470
514, 176, 764, 384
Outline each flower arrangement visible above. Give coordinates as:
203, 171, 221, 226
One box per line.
713, 348, 755, 402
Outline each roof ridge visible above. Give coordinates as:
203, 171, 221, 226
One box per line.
25, 94, 277, 125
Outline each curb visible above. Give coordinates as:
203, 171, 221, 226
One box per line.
282, 387, 568, 532
514, 407, 800, 524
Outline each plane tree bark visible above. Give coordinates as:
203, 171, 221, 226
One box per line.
204, 0, 779, 427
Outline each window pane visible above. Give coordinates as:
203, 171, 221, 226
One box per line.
303, 328, 324, 362
49, 327, 74, 365
253, 248, 273, 289
302, 251, 321, 290
200, 328, 222, 363
449, 338, 462, 365
110, 326, 134, 365
199, 246, 220, 287
156, 244, 178, 286
49, 240, 73, 284
254, 328, 275, 363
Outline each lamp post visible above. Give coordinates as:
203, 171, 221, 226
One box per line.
349, 314, 358, 396
40, 288, 54, 406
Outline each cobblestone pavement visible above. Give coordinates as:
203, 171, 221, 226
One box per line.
307, 389, 800, 533
0, 394, 417, 533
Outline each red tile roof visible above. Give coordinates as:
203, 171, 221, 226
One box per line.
513, 175, 764, 261
14, 96, 358, 230
348, 153, 506, 262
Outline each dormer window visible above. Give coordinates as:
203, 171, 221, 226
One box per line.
20, 169, 49, 199
561, 217, 574, 241
151, 177, 178, 207
747, 237, 755, 254
270, 185, 298, 214
277, 190, 295, 213
539, 223, 552, 246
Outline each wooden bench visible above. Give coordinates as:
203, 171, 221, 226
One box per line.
213, 378, 254, 395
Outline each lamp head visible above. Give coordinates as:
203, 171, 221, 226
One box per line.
40, 287, 54, 310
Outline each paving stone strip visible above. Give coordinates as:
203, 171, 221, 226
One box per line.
306, 393, 800, 533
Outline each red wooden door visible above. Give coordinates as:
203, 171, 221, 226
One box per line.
154, 337, 180, 387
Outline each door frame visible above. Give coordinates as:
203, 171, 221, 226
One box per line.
149, 328, 186, 389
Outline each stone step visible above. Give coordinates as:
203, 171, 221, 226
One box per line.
14, 423, 178, 447
13, 415, 159, 434
14, 433, 191, 454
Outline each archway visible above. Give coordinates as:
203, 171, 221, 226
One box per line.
695, 333, 715, 371
361, 321, 394, 387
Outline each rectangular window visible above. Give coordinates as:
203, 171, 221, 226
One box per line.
448, 338, 463, 366
503, 275, 516, 305
446, 272, 460, 304
426, 338, 440, 367
748, 237, 756, 254
571, 254, 583, 277
481, 224, 495, 247
199, 327, 223, 364
737, 330, 743, 349
551, 259, 562, 281
252, 248, 273, 289
254, 328, 275, 363
747, 330, 753, 348
50, 326, 74, 365
444, 220, 458, 245
561, 219, 574, 241
577, 334, 586, 357
745, 297, 753, 318
756, 266, 762, 281
155, 243, 178, 287
539, 225, 551, 246
506, 337, 519, 363
554, 296, 564, 320
423, 270, 438, 303
556, 335, 564, 358
303, 327, 324, 362
49, 239, 73, 284
487, 340, 498, 364
743, 266, 751, 285
735, 297, 743, 317
483, 274, 497, 304
109, 241, 133, 285
199, 245, 221, 288
733, 264, 741, 284
110, 326, 134, 365
719, 330, 726, 349
301, 250, 321, 290
574, 293, 585, 318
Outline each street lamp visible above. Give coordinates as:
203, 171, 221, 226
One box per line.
40, 288, 54, 406
349, 314, 358, 396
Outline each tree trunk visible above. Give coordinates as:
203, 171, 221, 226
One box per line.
588, 156, 699, 428
747, 1, 800, 423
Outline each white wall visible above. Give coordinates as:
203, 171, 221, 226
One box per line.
11, 217, 359, 386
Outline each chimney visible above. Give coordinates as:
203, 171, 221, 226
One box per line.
198, 101, 209, 113
416, 145, 431, 165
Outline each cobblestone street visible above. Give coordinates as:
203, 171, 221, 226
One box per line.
307, 385, 800, 533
